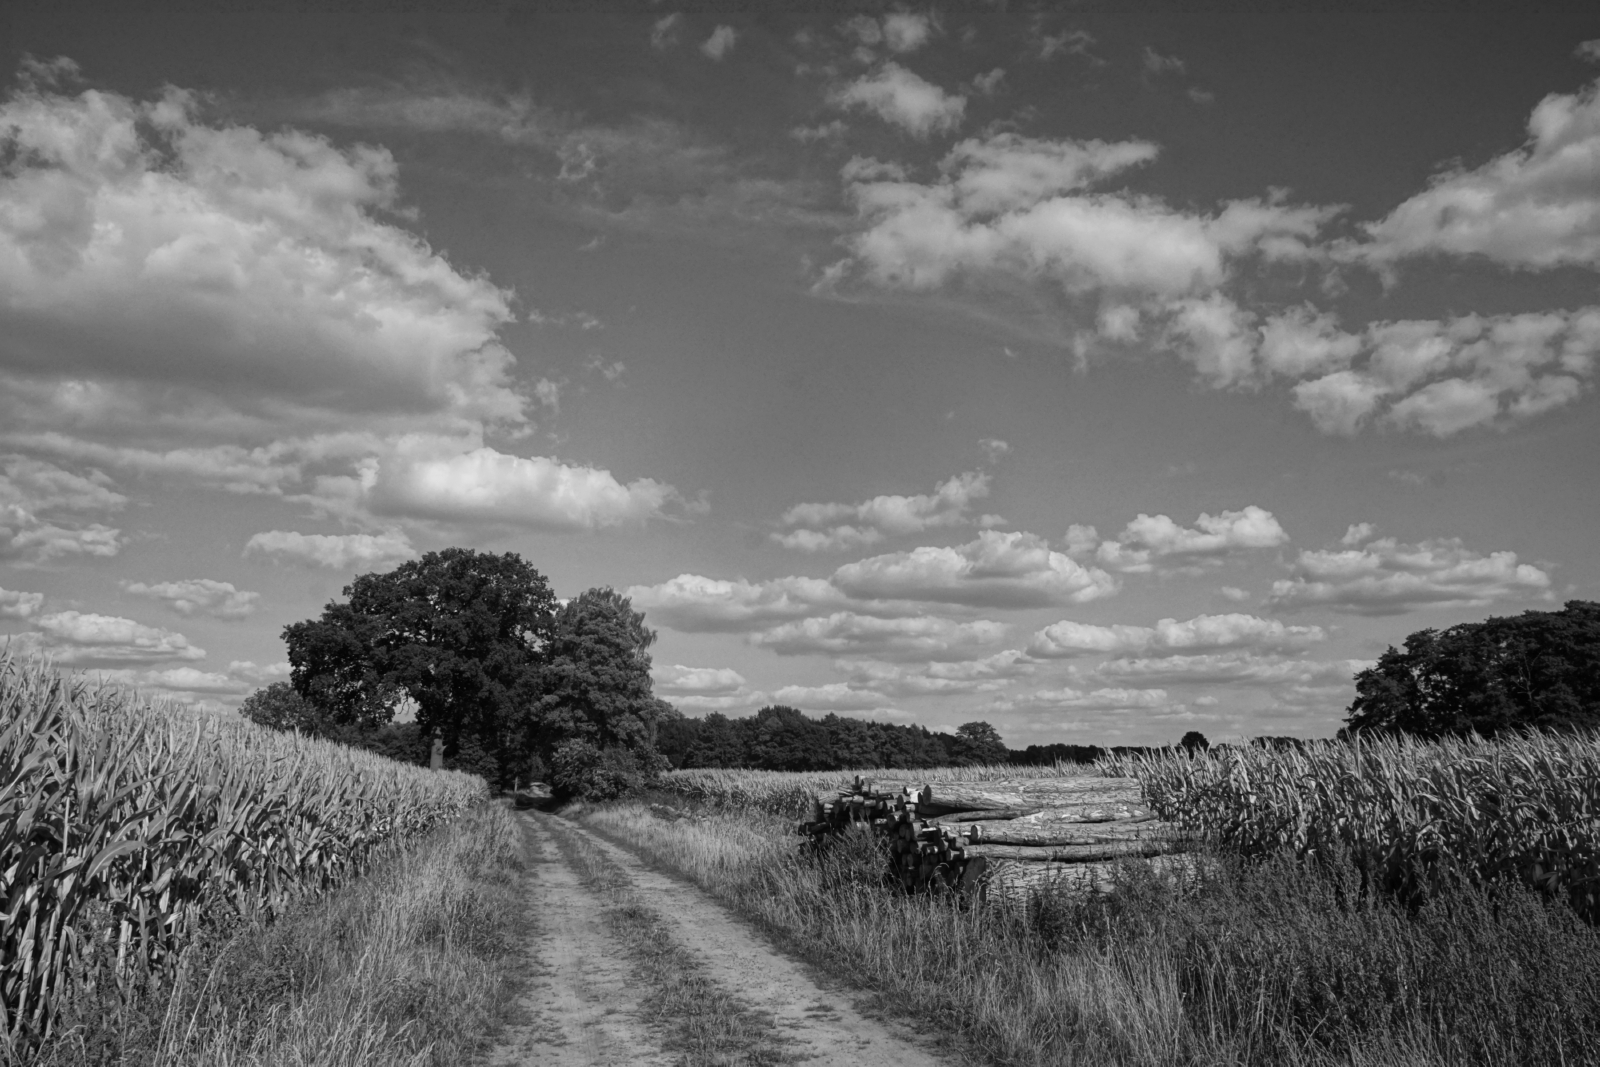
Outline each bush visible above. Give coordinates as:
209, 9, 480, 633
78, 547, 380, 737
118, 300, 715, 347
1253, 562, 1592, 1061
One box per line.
550, 740, 664, 801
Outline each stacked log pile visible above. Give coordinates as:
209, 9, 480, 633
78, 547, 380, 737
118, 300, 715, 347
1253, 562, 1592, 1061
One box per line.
798, 774, 1190, 896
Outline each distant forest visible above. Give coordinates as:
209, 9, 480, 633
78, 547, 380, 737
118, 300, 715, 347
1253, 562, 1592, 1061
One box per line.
656, 704, 1159, 771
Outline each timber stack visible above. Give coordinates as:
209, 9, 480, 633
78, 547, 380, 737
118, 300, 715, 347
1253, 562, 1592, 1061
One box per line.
797, 774, 1190, 896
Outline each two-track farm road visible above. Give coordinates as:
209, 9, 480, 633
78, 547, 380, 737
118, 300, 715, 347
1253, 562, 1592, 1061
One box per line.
485, 811, 952, 1067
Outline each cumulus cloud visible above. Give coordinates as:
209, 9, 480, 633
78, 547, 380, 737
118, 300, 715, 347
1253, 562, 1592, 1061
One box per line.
831, 530, 1119, 608
650, 13, 683, 50
627, 574, 845, 633
771, 682, 892, 711
992, 686, 1178, 712
1284, 308, 1600, 436
750, 612, 1006, 659
840, 132, 1330, 295
1070, 506, 1289, 574
244, 529, 415, 570
839, 649, 1033, 696
0, 584, 44, 619
773, 470, 991, 551
1095, 653, 1370, 688
651, 663, 766, 710
363, 439, 683, 530
20, 610, 205, 664
0, 68, 526, 438
1267, 529, 1553, 615
701, 25, 738, 60
1356, 74, 1600, 270
94, 666, 249, 696
882, 12, 937, 54
1029, 613, 1325, 658
830, 63, 966, 137
0, 453, 124, 564
121, 578, 259, 620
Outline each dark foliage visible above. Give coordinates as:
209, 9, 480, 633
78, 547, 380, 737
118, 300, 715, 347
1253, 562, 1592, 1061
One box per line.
1345, 599, 1600, 738
655, 705, 1004, 771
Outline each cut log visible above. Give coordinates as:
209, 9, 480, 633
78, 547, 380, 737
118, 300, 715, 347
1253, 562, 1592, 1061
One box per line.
965, 839, 1187, 863
937, 807, 1043, 822
963, 821, 1179, 848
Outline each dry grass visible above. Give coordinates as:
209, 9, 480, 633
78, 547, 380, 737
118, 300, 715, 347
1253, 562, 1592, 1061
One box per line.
582, 799, 1600, 1066
21, 803, 529, 1067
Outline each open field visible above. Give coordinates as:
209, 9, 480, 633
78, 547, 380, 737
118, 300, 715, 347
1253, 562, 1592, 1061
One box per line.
587, 734, 1600, 1066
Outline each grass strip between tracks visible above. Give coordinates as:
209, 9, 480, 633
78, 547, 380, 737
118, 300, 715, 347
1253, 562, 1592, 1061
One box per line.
542, 815, 794, 1067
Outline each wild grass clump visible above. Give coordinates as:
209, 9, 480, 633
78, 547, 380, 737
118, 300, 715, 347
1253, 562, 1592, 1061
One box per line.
23, 803, 527, 1067
0, 651, 488, 1048
584, 800, 1600, 1066
1122, 731, 1600, 919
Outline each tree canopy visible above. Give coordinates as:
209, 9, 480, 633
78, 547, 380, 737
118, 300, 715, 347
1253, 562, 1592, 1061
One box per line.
1344, 600, 1600, 738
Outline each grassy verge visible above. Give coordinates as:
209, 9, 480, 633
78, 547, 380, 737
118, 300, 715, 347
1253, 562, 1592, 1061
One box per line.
582, 801, 1600, 1067
22, 803, 529, 1067
541, 814, 793, 1067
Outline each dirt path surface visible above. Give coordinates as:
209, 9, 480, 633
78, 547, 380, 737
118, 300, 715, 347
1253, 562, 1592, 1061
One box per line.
485, 811, 953, 1067
484, 815, 675, 1067
550, 814, 952, 1067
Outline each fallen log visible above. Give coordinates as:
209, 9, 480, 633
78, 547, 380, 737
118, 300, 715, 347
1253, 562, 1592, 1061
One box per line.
965, 839, 1187, 863
961, 820, 1171, 848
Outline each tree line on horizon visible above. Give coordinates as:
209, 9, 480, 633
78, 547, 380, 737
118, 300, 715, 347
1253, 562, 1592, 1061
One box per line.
234, 548, 1600, 794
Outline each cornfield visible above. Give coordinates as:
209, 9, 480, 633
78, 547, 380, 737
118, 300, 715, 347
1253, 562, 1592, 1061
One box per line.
1119, 732, 1600, 920
0, 652, 488, 1045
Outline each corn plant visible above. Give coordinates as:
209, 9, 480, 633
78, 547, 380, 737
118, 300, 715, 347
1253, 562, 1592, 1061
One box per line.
1121, 731, 1600, 920
0, 652, 488, 1044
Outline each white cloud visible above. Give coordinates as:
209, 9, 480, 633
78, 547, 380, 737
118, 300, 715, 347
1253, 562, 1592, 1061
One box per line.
1037, 29, 1096, 62
830, 63, 966, 138
839, 649, 1033, 696
993, 686, 1178, 712
1095, 653, 1370, 688
1579, 40, 1600, 64
1267, 532, 1553, 615
1356, 75, 1600, 270
0, 71, 527, 439
244, 530, 414, 571
750, 612, 1006, 659
972, 69, 1005, 96
701, 25, 737, 60
22, 610, 205, 664
1142, 47, 1186, 76
0, 453, 125, 564
627, 573, 845, 633
771, 682, 891, 711
1073, 506, 1289, 574
882, 12, 936, 54
227, 660, 292, 686
1029, 613, 1325, 658
0, 584, 44, 619
773, 470, 991, 551
832, 530, 1119, 608
652, 664, 747, 695
840, 133, 1330, 295
651, 13, 683, 50
363, 439, 682, 530
122, 578, 259, 620
95, 666, 249, 696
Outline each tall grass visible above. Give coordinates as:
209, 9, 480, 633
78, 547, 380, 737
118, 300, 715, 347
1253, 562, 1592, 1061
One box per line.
1121, 731, 1600, 918
583, 801, 1600, 1066
0, 652, 488, 1047
21, 803, 528, 1067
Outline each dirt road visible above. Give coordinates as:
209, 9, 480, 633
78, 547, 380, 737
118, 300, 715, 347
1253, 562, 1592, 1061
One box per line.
486, 811, 952, 1067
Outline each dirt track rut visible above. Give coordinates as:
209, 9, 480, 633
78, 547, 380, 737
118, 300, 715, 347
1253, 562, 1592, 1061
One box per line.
485, 811, 951, 1067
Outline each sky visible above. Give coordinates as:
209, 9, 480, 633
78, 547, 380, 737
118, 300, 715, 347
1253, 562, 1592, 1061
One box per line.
2, 3, 1598, 747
